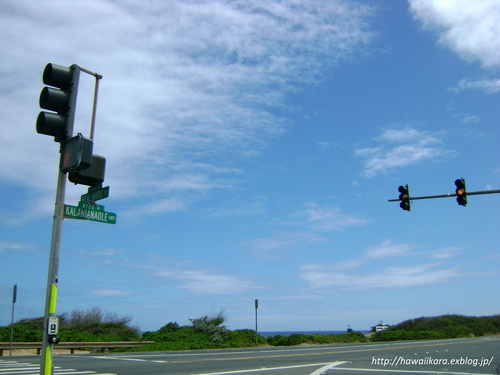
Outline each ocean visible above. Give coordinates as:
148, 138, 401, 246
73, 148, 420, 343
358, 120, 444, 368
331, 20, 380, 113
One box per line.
258, 330, 370, 338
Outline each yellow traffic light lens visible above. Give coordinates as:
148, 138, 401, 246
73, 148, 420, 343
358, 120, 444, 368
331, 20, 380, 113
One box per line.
456, 188, 465, 196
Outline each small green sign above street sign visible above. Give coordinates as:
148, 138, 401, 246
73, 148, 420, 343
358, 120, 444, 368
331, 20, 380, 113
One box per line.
64, 202, 116, 224
80, 185, 109, 203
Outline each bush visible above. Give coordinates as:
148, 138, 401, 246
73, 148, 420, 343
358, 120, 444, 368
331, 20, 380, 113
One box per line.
189, 311, 229, 343
60, 307, 140, 341
223, 329, 266, 348
0, 308, 140, 343
371, 330, 447, 342
266, 332, 368, 346
0, 323, 42, 342
373, 314, 500, 341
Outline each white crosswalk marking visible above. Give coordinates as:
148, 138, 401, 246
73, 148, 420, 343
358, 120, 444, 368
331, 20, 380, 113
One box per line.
0, 360, 116, 375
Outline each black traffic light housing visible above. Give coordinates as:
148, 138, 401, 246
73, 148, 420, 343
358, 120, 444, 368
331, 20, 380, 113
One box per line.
398, 185, 411, 211
455, 178, 467, 206
37, 63, 80, 142
68, 155, 106, 186
36, 62, 107, 187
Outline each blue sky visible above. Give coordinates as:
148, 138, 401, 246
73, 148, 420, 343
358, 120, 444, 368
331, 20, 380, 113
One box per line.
0, 0, 499, 333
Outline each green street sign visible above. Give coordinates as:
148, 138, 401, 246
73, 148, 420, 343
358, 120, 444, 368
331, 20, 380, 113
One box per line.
80, 185, 109, 203
64, 202, 117, 224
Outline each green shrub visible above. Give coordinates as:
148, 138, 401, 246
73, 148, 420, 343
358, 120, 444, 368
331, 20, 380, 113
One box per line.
189, 311, 228, 343
0, 323, 42, 342
266, 332, 368, 346
371, 329, 447, 342
0, 308, 140, 343
374, 314, 500, 342
221, 329, 266, 348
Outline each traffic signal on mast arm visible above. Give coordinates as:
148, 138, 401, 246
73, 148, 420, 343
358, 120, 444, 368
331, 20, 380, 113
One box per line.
37, 63, 80, 142
398, 185, 411, 211
455, 178, 467, 206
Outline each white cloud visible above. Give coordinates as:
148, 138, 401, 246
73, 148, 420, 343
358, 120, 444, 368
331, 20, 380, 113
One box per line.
364, 239, 416, 258
429, 246, 462, 259
409, 0, 500, 69
0, 239, 38, 253
448, 78, 500, 94
299, 240, 462, 291
92, 289, 136, 296
300, 262, 459, 290
0, 0, 375, 222
241, 231, 327, 261
156, 268, 258, 295
354, 126, 457, 178
292, 201, 368, 231
243, 232, 325, 251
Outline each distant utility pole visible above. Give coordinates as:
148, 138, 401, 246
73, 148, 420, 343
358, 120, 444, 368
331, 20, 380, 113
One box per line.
10, 284, 17, 356
390, 178, 500, 211
255, 299, 258, 346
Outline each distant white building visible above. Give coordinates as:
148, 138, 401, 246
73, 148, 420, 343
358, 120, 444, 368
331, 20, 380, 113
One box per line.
375, 325, 389, 332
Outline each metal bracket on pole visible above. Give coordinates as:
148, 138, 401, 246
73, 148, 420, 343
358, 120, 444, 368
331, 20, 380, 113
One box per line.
76, 66, 102, 140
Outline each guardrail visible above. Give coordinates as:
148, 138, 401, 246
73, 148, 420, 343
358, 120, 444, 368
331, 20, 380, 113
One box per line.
0, 341, 154, 356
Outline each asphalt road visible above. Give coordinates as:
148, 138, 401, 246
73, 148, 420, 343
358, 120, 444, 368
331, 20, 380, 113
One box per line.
1, 336, 498, 375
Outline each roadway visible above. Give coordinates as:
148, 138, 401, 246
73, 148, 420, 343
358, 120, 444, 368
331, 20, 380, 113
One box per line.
0, 336, 498, 375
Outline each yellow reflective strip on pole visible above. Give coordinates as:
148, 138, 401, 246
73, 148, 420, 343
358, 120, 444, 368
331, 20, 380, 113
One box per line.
49, 284, 57, 314
44, 345, 52, 375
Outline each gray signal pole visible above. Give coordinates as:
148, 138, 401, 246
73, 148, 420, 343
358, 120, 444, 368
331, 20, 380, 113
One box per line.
40, 167, 67, 374
255, 299, 258, 346
10, 284, 17, 356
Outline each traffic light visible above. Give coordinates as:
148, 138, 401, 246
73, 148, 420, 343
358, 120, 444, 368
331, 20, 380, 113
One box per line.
37, 63, 80, 142
398, 185, 411, 211
68, 155, 106, 186
455, 178, 467, 206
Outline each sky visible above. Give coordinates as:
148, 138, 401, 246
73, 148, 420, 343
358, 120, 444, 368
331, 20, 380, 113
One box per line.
0, 0, 499, 334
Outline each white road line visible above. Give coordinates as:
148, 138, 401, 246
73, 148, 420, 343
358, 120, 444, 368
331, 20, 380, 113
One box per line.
327, 367, 489, 375
193, 362, 348, 375
0, 360, 116, 375
309, 362, 348, 375
90, 356, 148, 362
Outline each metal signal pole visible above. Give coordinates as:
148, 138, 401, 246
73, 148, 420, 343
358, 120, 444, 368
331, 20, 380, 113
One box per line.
40, 168, 66, 375
10, 284, 17, 356
389, 189, 500, 203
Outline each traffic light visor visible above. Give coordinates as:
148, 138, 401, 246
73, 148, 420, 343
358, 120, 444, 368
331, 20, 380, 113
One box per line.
36, 112, 67, 139
39, 87, 70, 112
400, 201, 410, 210
43, 63, 73, 88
